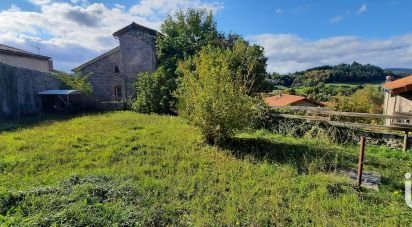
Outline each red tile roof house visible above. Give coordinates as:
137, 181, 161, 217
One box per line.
383, 75, 412, 126
264, 94, 325, 107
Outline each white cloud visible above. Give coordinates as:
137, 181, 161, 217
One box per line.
27, 0, 51, 5
129, 0, 223, 20
0, 0, 223, 72
357, 3, 367, 14
275, 8, 283, 15
250, 33, 412, 73
329, 15, 344, 23
8, 5, 21, 12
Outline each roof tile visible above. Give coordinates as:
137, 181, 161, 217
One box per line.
383, 75, 412, 95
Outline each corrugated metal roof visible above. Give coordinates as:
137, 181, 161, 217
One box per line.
383, 75, 412, 96
37, 90, 81, 95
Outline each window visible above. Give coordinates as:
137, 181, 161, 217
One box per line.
114, 86, 123, 101
114, 65, 120, 73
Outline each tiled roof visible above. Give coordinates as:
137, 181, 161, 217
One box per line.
0, 44, 51, 59
383, 75, 412, 96
264, 94, 324, 107
264, 94, 306, 107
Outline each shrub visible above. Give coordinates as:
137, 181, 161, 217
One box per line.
177, 46, 257, 144
334, 85, 384, 114
53, 72, 93, 95
132, 67, 176, 114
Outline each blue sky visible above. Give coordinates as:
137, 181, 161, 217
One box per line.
0, 0, 411, 73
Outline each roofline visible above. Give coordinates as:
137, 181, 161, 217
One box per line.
383, 74, 412, 96
0, 49, 51, 60
113, 22, 158, 37
37, 90, 82, 95
286, 95, 325, 107
296, 98, 326, 107
72, 46, 120, 72
265, 94, 325, 107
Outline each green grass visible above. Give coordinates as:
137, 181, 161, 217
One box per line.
325, 81, 383, 87
1, 111, 412, 225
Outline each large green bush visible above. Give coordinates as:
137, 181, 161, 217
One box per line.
177, 46, 257, 144
132, 67, 176, 114
334, 85, 384, 114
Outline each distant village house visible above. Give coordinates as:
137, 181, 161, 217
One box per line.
383, 75, 412, 126
0, 44, 53, 72
264, 94, 325, 107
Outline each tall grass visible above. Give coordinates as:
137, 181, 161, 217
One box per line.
0, 112, 411, 225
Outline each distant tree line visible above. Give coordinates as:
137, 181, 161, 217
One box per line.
285, 83, 362, 102
267, 62, 400, 88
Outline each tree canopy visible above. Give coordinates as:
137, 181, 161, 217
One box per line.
269, 62, 391, 88
133, 9, 267, 114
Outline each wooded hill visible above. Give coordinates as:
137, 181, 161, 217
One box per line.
268, 62, 402, 87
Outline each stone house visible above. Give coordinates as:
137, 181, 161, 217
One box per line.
73, 22, 157, 106
383, 75, 412, 126
0, 44, 53, 72
264, 94, 325, 107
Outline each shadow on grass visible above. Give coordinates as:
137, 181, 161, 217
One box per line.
221, 137, 358, 174
0, 111, 102, 133
221, 137, 405, 190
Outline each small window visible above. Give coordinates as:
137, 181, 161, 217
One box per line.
114, 86, 123, 101
114, 65, 120, 73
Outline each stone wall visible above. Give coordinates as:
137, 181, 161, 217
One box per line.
76, 24, 157, 106
118, 28, 156, 100
0, 62, 61, 118
80, 48, 123, 103
383, 91, 412, 126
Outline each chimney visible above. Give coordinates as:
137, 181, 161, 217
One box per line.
386, 76, 393, 83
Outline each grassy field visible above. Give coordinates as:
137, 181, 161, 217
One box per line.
1, 111, 412, 225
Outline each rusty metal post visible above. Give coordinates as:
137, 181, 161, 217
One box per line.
403, 131, 409, 152
357, 136, 366, 188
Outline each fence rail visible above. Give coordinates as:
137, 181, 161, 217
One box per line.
271, 106, 412, 120
271, 106, 412, 132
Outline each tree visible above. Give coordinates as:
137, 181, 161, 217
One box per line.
228, 39, 267, 95
134, 8, 268, 114
334, 85, 383, 114
53, 71, 93, 95
134, 9, 221, 114
177, 46, 257, 144
157, 8, 221, 72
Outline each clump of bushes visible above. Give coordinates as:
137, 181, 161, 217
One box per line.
132, 67, 176, 114
132, 8, 268, 144
177, 46, 259, 144
254, 109, 359, 144
334, 85, 384, 114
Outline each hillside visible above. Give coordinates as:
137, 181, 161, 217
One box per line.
269, 62, 389, 87
385, 68, 412, 76
1, 112, 412, 225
